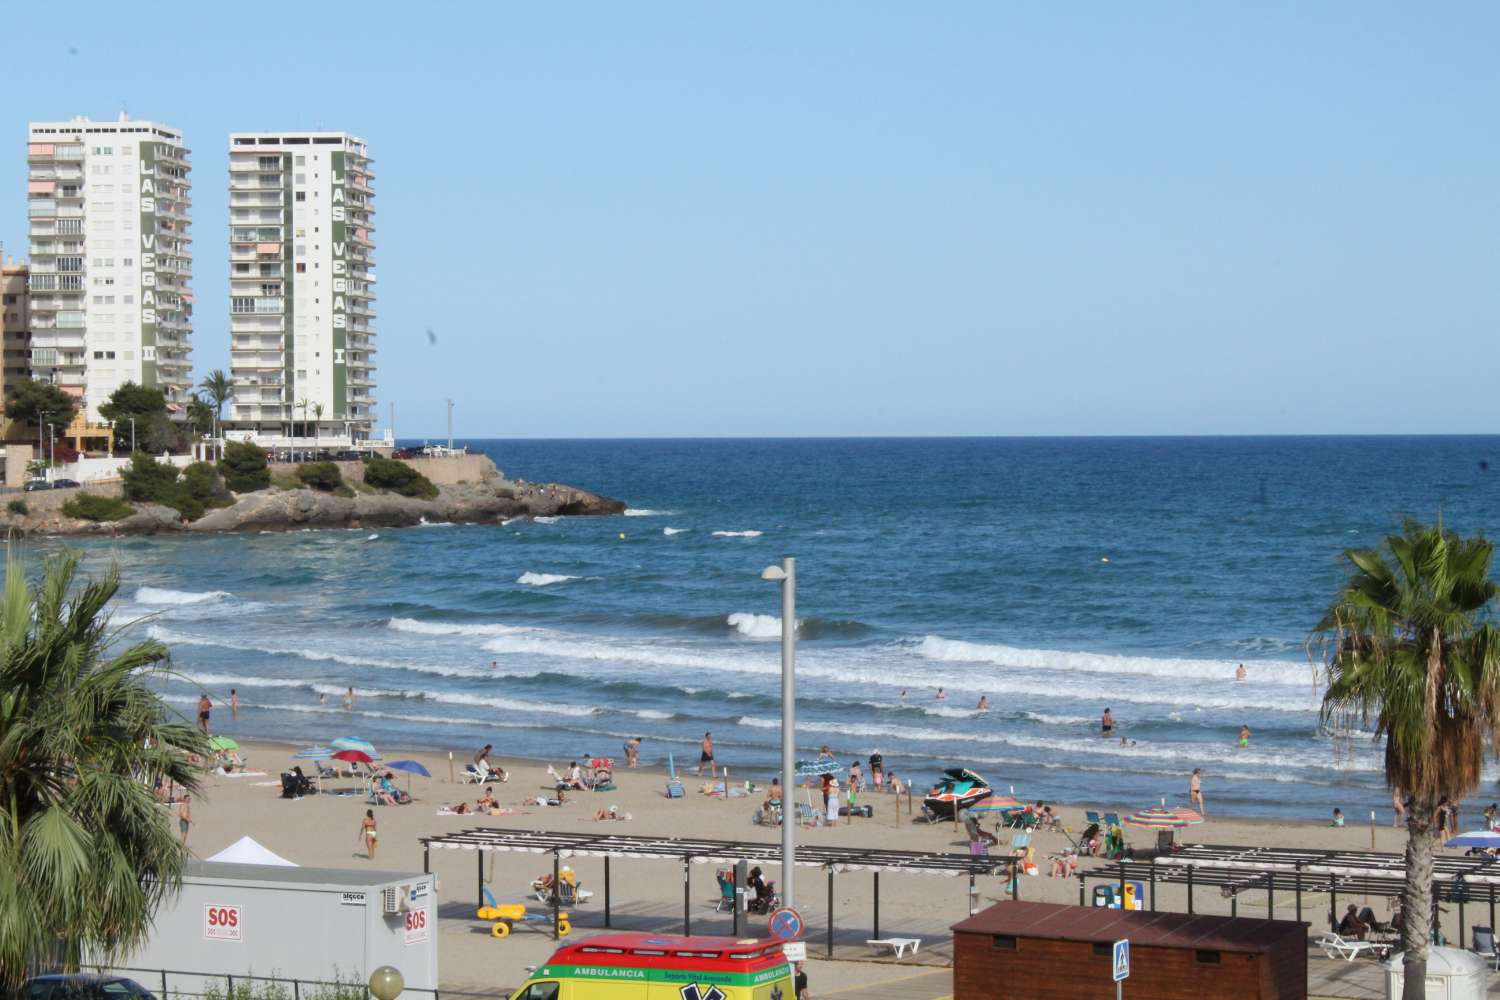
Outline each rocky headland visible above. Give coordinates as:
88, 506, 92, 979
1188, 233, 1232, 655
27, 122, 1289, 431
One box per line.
3, 455, 625, 537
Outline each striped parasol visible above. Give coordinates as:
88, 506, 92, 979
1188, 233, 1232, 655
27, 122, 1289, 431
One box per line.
292, 746, 334, 761
968, 794, 1023, 814
1122, 806, 1204, 829
329, 737, 381, 761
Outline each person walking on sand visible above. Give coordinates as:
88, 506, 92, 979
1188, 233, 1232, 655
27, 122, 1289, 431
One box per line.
1100, 707, 1115, 738
623, 736, 641, 768
1190, 768, 1206, 816
1235, 663, 1247, 683
230, 689, 239, 720
1237, 724, 1251, 748
196, 693, 212, 735
360, 809, 379, 860
1393, 787, 1407, 828
178, 794, 192, 843
697, 732, 715, 777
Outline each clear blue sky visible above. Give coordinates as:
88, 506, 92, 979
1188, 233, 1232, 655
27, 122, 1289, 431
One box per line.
5, 4, 1496, 437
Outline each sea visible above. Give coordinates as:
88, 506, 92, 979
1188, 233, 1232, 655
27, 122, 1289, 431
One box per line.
36, 436, 1500, 820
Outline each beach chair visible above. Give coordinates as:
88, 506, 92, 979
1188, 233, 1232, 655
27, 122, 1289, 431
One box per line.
1009, 832, 1031, 854
665, 752, 685, 799
1085, 810, 1101, 825
1103, 812, 1121, 828
1471, 926, 1499, 969
458, 763, 486, 784
865, 938, 922, 959
1316, 933, 1379, 961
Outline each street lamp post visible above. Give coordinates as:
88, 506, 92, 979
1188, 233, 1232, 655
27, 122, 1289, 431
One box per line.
446, 398, 454, 453
761, 557, 796, 907
130, 416, 136, 454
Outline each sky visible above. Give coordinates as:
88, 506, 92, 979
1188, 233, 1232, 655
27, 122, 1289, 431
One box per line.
4, 4, 1497, 437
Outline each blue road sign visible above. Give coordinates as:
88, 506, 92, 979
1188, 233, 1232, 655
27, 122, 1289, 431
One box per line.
1112, 938, 1130, 982
768, 907, 804, 941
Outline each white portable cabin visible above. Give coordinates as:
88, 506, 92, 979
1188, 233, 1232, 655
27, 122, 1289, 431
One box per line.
112, 861, 437, 999
1383, 947, 1488, 1000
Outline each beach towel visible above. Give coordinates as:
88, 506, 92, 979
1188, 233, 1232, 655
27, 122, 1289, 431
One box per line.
218, 769, 268, 778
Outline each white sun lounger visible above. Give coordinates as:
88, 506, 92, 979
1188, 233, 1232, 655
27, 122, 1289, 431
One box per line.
866, 937, 922, 959
1316, 933, 1378, 961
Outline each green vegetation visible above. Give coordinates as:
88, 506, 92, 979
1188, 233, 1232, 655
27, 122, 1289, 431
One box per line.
61, 493, 136, 522
361, 455, 438, 499
97, 382, 185, 453
199, 972, 367, 1000
270, 470, 301, 491
6, 500, 27, 517
1316, 518, 1500, 991
296, 461, 344, 492
97, 382, 167, 423
120, 455, 230, 521
4, 379, 77, 433
0, 550, 208, 989
219, 441, 270, 493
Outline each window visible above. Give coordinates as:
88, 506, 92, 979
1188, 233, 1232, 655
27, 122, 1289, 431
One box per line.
123, 295, 134, 304
231, 297, 255, 314
1091, 943, 1111, 957
91, 351, 116, 360
992, 935, 1017, 951
57, 257, 83, 272
2, 295, 15, 306
261, 283, 282, 296
295, 191, 306, 202
235, 263, 251, 274
1195, 950, 1221, 965
122, 258, 133, 267
515, 984, 558, 1000
258, 155, 281, 170
295, 263, 307, 273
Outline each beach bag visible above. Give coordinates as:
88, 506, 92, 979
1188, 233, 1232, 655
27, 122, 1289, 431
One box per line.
838, 805, 873, 818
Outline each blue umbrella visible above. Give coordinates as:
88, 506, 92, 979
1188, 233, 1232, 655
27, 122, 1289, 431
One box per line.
292, 746, 333, 760
1446, 829, 1500, 848
386, 759, 431, 778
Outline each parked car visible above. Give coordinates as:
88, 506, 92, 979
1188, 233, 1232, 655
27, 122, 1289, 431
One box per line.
52, 478, 81, 489
22, 974, 158, 1000
392, 449, 418, 460
23, 479, 53, 492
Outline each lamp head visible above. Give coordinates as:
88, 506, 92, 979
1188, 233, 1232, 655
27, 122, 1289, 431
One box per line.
368, 966, 404, 1000
760, 565, 787, 582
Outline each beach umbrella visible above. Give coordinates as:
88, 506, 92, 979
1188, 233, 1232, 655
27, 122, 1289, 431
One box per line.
1446, 829, 1500, 849
292, 746, 333, 760
332, 749, 373, 765
795, 759, 842, 777
329, 736, 381, 760
208, 736, 239, 751
969, 794, 1022, 814
385, 759, 431, 796
1122, 806, 1204, 829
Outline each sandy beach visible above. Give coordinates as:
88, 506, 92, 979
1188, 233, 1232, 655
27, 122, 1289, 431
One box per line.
162, 735, 1455, 996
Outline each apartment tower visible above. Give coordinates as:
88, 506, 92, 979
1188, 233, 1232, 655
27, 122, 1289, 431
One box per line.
26, 116, 193, 429
227, 131, 375, 445
1, 254, 32, 440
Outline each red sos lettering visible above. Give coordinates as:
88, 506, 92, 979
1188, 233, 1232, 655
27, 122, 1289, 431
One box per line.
405, 911, 426, 931
209, 907, 238, 928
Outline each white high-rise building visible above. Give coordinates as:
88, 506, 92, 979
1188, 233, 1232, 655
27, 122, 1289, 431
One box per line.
26, 115, 193, 427
227, 131, 375, 446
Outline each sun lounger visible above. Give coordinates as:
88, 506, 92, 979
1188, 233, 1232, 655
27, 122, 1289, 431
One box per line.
1316, 933, 1379, 961
866, 937, 921, 959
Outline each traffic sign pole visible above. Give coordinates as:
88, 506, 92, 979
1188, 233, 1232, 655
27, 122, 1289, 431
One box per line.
1113, 938, 1130, 999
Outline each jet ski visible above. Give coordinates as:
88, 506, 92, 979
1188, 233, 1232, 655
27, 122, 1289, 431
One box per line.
921, 767, 992, 820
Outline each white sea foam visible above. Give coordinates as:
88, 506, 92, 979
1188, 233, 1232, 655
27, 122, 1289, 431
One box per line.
134, 587, 231, 606
712, 530, 763, 538
1023, 711, 1093, 726
917, 635, 1318, 686
517, 572, 579, 587
416, 518, 455, 527
633, 709, 673, 720
533, 516, 560, 524
182, 672, 306, 689
737, 716, 779, 729
663, 527, 689, 536
386, 617, 532, 637
726, 613, 786, 638
501, 516, 525, 526
624, 508, 670, 517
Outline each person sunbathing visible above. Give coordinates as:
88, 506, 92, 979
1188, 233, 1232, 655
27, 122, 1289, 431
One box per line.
1048, 852, 1078, 878
476, 787, 498, 811
564, 762, 586, 790
594, 805, 631, 821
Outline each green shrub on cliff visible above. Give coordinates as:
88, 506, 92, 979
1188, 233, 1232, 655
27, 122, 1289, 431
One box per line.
297, 461, 344, 492
121, 455, 230, 522
62, 493, 136, 522
219, 441, 270, 493
7, 500, 27, 516
361, 456, 438, 499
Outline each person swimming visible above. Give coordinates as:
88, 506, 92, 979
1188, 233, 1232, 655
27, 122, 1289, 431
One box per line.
1235, 663, 1247, 683
1238, 724, 1251, 748
977, 695, 990, 710
1101, 708, 1115, 737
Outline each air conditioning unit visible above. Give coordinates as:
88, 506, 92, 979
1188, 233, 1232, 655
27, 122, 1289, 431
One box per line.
381, 886, 409, 914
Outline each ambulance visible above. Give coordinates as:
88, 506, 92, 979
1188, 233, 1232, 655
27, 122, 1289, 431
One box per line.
507, 933, 795, 1000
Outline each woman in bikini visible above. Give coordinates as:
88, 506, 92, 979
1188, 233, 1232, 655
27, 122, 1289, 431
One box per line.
360, 809, 378, 860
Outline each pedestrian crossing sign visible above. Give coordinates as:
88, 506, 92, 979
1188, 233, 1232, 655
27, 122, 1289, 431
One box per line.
1112, 938, 1130, 981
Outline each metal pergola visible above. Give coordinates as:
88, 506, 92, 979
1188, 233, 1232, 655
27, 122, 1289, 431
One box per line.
1081, 843, 1500, 944
421, 827, 1016, 954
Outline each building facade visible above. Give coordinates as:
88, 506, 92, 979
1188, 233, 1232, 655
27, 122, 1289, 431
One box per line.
227, 131, 375, 447
1, 255, 32, 440
26, 115, 193, 431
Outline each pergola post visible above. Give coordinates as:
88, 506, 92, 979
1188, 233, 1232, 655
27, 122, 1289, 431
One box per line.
872, 872, 879, 941
476, 850, 484, 908
604, 856, 612, 928
1078, 875, 1086, 906
683, 856, 691, 937
1011, 860, 1020, 901
423, 844, 429, 875
968, 872, 977, 916
1294, 866, 1302, 925
1231, 889, 1238, 918
553, 853, 561, 940
826, 866, 835, 958
1267, 877, 1274, 919
1186, 866, 1194, 914
1329, 883, 1336, 933
1489, 884, 1494, 935
1149, 868, 1156, 912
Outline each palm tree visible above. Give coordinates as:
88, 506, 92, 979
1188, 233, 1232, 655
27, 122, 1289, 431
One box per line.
0, 549, 208, 988
312, 402, 324, 453
197, 370, 232, 458
1315, 518, 1500, 998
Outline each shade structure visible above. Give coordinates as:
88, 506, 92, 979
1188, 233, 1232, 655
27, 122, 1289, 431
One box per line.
1123, 806, 1205, 829
208, 736, 239, 751
330, 736, 380, 759
386, 759, 431, 778
969, 795, 1022, 813
292, 746, 333, 760
1446, 829, 1500, 849
206, 836, 296, 867
332, 749, 373, 765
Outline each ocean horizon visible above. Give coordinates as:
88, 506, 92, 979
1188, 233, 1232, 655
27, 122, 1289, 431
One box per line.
43, 435, 1500, 820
